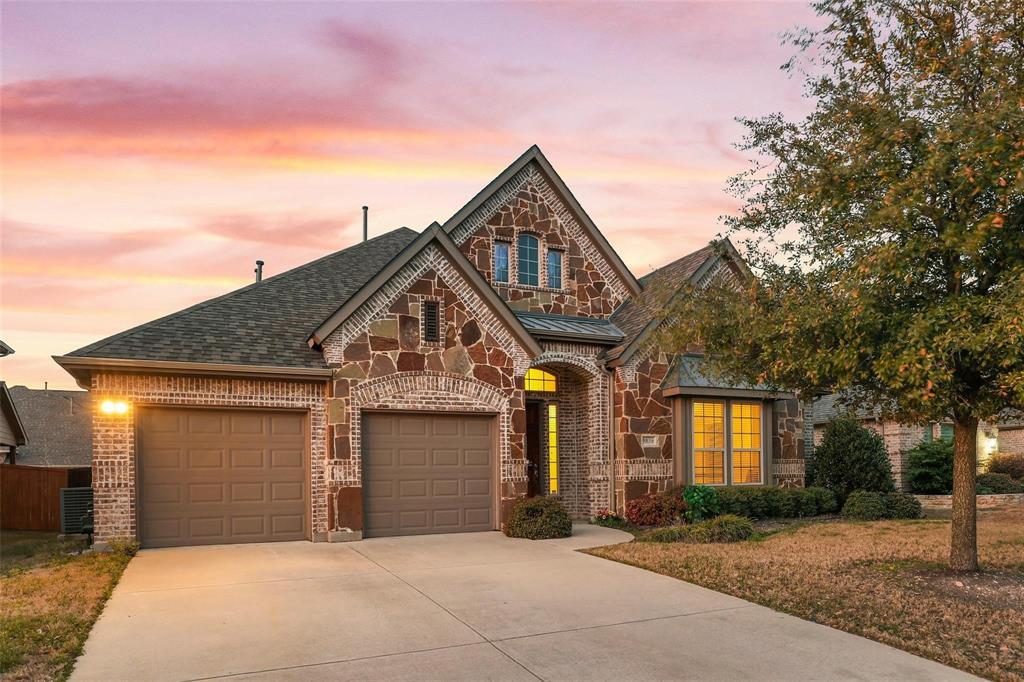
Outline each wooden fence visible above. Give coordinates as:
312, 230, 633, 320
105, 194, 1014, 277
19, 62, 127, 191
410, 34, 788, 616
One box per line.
0, 464, 89, 531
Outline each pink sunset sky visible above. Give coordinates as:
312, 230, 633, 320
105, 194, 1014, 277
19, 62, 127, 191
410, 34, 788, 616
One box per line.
1, 1, 819, 390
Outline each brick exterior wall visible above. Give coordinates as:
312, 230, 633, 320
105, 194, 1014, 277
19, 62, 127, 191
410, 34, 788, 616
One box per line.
772, 399, 805, 487
449, 164, 630, 317
89, 373, 327, 544
997, 426, 1024, 455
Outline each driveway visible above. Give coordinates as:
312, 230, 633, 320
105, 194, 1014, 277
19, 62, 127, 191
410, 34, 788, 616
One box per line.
72, 525, 973, 681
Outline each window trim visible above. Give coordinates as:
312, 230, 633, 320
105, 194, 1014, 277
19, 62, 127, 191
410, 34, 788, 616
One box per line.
689, 399, 766, 486
516, 233, 540, 287
493, 240, 510, 284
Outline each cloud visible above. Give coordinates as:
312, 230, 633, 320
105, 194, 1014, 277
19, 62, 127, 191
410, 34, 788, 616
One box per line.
316, 20, 405, 85
198, 213, 357, 247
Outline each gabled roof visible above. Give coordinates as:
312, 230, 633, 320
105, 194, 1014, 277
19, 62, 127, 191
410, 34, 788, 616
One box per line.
310, 223, 543, 357
7, 386, 91, 466
0, 382, 29, 447
514, 311, 624, 345
0, 340, 14, 357
60, 228, 418, 372
606, 240, 744, 365
442, 145, 642, 298
660, 354, 793, 399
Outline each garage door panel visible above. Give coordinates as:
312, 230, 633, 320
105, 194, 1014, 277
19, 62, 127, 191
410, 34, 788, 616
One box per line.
140, 408, 307, 548
363, 413, 494, 538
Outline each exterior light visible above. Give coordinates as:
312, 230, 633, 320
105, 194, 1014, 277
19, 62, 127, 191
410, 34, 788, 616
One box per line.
101, 400, 129, 415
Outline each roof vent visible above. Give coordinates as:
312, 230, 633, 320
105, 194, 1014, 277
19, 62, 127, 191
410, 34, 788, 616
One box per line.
255, 260, 264, 282
362, 206, 368, 242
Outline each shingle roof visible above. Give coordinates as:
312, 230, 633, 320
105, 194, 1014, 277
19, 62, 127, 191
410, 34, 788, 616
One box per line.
68, 228, 419, 369
8, 386, 91, 467
608, 244, 717, 356
809, 393, 880, 424
514, 311, 624, 344
0, 339, 14, 357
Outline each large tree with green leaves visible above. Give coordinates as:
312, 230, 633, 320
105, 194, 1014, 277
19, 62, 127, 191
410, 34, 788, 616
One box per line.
660, 0, 1024, 570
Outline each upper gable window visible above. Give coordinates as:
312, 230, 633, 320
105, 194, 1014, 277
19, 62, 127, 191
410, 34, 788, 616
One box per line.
493, 241, 510, 284
547, 250, 563, 289
517, 233, 539, 286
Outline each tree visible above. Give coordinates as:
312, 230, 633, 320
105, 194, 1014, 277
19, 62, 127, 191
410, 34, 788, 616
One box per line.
659, 0, 1024, 571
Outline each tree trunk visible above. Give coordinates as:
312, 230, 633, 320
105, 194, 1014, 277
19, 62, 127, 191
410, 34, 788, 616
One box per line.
949, 416, 979, 572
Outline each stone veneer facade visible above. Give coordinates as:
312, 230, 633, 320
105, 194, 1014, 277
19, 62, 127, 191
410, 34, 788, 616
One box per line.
84, 157, 809, 545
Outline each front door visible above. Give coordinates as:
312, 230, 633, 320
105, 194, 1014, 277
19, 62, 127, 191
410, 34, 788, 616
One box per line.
525, 401, 542, 497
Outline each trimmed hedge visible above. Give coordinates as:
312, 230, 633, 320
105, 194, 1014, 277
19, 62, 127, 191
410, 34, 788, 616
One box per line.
977, 472, 1024, 494
713, 485, 837, 519
504, 497, 572, 539
841, 490, 923, 520
988, 453, 1024, 481
813, 417, 895, 501
639, 515, 755, 544
906, 439, 953, 494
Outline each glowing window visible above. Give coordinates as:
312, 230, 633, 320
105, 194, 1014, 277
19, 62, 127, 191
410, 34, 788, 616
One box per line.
517, 233, 539, 286
548, 403, 558, 494
524, 368, 557, 392
731, 401, 762, 484
693, 400, 725, 485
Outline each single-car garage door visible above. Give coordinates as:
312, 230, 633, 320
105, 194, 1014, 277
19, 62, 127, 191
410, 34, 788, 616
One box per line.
138, 408, 308, 548
363, 413, 494, 537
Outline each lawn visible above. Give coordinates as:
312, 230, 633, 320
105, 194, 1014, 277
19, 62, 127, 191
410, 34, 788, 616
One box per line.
0, 531, 135, 681
588, 507, 1024, 681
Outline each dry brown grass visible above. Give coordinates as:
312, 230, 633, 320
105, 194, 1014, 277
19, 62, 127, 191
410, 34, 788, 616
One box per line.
588, 507, 1024, 681
0, 534, 135, 681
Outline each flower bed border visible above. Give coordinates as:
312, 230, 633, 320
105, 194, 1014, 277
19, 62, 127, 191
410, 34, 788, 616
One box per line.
913, 493, 1024, 508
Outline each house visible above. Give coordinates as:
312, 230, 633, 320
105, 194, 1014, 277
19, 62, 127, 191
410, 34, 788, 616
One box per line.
808, 393, 1019, 488
3, 386, 92, 473
0, 382, 29, 462
55, 146, 805, 549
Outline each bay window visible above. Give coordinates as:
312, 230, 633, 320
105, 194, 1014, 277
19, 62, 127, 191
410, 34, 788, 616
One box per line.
692, 400, 764, 485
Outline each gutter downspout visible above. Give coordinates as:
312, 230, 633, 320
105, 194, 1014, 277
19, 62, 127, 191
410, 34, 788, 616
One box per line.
607, 366, 616, 512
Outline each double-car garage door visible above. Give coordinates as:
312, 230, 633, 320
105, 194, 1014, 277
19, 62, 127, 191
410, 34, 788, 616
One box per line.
137, 407, 495, 547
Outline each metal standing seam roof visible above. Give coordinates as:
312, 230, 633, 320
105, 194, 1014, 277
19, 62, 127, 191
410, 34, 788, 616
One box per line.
661, 354, 778, 393
514, 311, 625, 344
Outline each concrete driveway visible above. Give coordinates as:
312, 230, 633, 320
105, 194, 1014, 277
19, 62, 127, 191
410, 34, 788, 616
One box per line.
72, 525, 973, 681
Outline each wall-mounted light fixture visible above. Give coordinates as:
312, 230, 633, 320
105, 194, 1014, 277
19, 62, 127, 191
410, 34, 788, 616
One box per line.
100, 400, 129, 415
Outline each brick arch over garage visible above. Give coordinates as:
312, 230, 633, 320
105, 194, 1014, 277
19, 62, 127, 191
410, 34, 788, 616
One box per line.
327, 371, 518, 533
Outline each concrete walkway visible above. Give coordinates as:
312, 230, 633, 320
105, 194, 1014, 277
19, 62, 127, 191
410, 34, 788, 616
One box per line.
72, 524, 974, 681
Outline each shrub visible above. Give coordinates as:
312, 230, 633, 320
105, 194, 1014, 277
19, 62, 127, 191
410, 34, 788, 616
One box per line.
683, 485, 719, 522
625, 494, 686, 527
977, 472, 1024, 494
639, 515, 755, 544
884, 492, 923, 519
759, 486, 786, 517
988, 453, 1024, 481
739, 487, 770, 518
813, 418, 895, 501
841, 490, 888, 520
805, 487, 838, 514
906, 439, 954, 494
504, 497, 572, 539
592, 509, 628, 529
715, 487, 748, 517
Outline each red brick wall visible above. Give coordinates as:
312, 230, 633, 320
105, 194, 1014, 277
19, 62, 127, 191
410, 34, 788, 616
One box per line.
89, 373, 328, 544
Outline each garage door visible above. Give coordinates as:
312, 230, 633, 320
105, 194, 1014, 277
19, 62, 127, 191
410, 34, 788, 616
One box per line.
363, 413, 494, 537
138, 408, 307, 548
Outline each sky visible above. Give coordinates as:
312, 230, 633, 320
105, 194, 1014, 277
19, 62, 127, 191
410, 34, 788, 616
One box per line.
0, 1, 819, 390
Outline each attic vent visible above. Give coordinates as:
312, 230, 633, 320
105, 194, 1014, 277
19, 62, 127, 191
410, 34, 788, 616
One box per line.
424, 301, 440, 343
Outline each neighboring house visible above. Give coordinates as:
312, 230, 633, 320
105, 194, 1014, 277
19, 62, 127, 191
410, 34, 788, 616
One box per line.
55, 146, 805, 549
4, 386, 92, 470
0, 339, 14, 357
809, 393, 1018, 488
0, 382, 29, 462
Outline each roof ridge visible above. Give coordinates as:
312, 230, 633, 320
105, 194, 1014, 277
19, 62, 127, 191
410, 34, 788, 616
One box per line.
70, 227, 418, 358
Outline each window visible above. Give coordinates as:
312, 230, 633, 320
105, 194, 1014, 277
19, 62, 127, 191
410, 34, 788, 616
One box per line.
423, 301, 440, 342
940, 423, 954, 442
548, 403, 559, 494
493, 242, 509, 284
517, 233, 539, 286
731, 402, 762, 484
524, 368, 556, 392
693, 401, 725, 484
546, 250, 563, 289
692, 400, 764, 485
